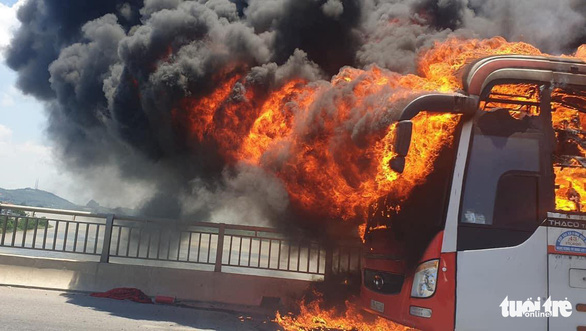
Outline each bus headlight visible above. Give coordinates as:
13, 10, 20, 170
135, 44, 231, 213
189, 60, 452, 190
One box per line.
410, 259, 439, 298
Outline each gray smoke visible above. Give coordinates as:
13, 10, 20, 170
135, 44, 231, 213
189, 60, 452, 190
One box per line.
4, 0, 585, 227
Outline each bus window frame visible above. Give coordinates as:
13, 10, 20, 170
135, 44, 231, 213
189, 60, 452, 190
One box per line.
456, 80, 552, 251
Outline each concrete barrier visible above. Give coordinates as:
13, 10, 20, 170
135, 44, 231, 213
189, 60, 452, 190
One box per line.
0, 253, 310, 307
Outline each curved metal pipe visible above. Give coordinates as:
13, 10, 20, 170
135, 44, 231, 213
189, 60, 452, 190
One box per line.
398, 93, 477, 121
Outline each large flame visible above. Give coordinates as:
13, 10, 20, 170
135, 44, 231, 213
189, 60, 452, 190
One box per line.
178, 36, 585, 329
179, 36, 586, 221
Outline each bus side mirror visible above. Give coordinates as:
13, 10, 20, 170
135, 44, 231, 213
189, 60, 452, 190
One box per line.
390, 120, 413, 173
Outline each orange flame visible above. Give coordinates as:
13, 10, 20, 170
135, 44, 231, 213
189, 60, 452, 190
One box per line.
176, 36, 585, 220
176, 36, 585, 329
555, 167, 585, 212
275, 294, 412, 331
182, 74, 243, 142
551, 87, 585, 212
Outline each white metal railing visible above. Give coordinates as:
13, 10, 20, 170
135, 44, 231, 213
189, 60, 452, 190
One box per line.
0, 203, 361, 280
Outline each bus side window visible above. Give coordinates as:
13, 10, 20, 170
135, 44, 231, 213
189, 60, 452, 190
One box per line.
480, 83, 541, 119
493, 172, 539, 230
550, 86, 585, 213
458, 113, 541, 250
459, 134, 539, 226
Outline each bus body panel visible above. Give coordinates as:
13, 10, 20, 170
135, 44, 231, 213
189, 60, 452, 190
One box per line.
361, 232, 456, 331
547, 214, 586, 330
455, 227, 548, 330
441, 120, 474, 254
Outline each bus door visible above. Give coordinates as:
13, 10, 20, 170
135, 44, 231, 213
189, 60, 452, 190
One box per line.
455, 82, 553, 330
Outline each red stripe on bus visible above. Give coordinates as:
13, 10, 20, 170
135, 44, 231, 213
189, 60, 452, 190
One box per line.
547, 245, 586, 257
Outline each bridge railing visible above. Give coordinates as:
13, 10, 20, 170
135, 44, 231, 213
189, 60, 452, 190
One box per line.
0, 203, 361, 281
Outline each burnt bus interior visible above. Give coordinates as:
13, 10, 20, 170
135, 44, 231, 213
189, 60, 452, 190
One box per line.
459, 81, 585, 250
365, 80, 586, 266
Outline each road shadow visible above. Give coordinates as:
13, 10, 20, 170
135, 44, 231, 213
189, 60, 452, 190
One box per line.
61, 292, 281, 331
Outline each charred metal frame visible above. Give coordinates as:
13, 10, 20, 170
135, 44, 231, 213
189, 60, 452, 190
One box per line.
465, 56, 586, 172
463, 55, 586, 95
392, 55, 586, 251
394, 55, 586, 169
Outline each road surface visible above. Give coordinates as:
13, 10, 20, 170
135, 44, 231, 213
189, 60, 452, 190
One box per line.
0, 286, 278, 330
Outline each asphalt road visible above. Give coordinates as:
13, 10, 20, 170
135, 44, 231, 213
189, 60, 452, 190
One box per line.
0, 286, 278, 331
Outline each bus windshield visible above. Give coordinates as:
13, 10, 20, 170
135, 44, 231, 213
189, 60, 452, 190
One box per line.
364, 122, 462, 266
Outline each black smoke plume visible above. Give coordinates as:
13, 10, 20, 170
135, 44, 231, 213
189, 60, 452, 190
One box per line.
5, 0, 585, 229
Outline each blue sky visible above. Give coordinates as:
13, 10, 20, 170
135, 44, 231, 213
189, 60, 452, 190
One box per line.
0, 0, 152, 208
0, 0, 83, 204
0, 0, 44, 144
0, 64, 46, 144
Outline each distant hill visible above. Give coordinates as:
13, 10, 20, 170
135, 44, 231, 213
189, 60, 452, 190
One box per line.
0, 188, 80, 210
83, 199, 137, 216
0, 188, 138, 216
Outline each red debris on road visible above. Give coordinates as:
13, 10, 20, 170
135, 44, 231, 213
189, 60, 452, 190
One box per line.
154, 295, 175, 305
90, 288, 153, 304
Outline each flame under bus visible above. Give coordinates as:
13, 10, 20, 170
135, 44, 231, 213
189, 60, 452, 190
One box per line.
361, 55, 586, 331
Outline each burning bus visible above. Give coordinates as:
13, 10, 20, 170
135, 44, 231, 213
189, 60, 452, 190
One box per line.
361, 55, 586, 330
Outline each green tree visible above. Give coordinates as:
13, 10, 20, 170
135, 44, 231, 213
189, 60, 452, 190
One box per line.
0, 210, 49, 234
